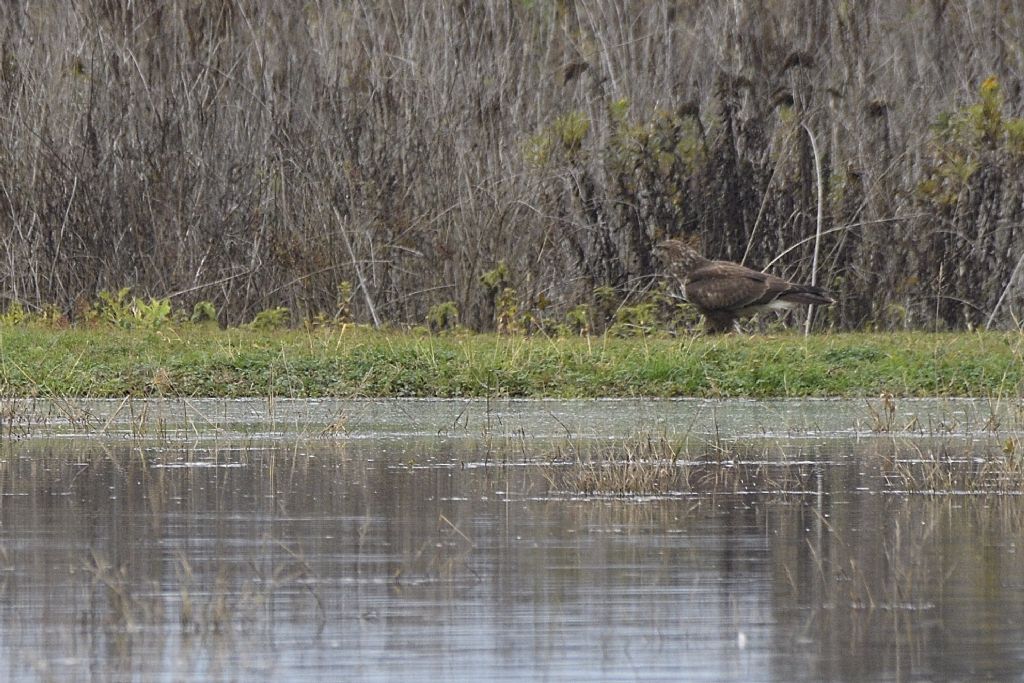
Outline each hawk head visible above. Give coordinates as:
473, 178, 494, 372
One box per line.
653, 239, 709, 282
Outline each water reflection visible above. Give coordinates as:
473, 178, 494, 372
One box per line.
0, 399, 1023, 680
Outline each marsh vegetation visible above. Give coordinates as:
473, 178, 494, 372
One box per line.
1, 2, 1024, 333
5, 3, 1024, 678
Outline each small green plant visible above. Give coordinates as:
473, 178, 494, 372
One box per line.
88, 289, 170, 329
190, 301, 218, 326
592, 285, 620, 331
481, 261, 519, 332
608, 97, 630, 124
92, 287, 133, 326
966, 75, 1004, 149
608, 302, 658, 337
336, 281, 354, 323
1006, 119, 1024, 157
524, 111, 592, 166
426, 301, 459, 332
479, 261, 510, 293
495, 287, 521, 334
522, 131, 554, 167
553, 110, 590, 152
0, 302, 26, 326
920, 76, 1024, 204
250, 307, 290, 330
565, 304, 592, 335
38, 304, 67, 327
131, 297, 171, 328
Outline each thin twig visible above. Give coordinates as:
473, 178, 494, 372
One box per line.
802, 123, 825, 336
742, 128, 794, 266
985, 249, 1024, 330
333, 207, 381, 328
763, 215, 928, 270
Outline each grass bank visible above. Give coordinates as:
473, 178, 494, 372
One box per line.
0, 326, 1021, 399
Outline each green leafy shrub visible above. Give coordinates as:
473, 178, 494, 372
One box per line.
565, 304, 592, 335
426, 301, 459, 332
608, 302, 658, 337
190, 301, 218, 326
495, 288, 521, 334
523, 110, 592, 166
87, 288, 169, 329
920, 76, 1024, 204
336, 281, 354, 323
479, 261, 510, 293
250, 307, 290, 330
38, 304, 68, 327
0, 302, 27, 326
132, 297, 171, 328
91, 287, 133, 326
553, 110, 589, 152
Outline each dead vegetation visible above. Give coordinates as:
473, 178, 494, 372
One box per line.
546, 435, 1024, 497
1, 2, 1024, 332
546, 436, 823, 497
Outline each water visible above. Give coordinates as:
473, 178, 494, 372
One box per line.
1, 398, 1024, 681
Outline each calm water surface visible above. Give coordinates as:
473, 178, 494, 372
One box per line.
1, 398, 1024, 681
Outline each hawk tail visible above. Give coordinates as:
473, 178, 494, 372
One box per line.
781, 285, 835, 306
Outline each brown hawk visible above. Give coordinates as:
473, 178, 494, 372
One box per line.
654, 239, 835, 334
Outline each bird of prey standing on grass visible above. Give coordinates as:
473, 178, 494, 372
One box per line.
654, 239, 835, 334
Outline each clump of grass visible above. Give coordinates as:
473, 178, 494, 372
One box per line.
553, 437, 684, 496
82, 551, 162, 631
547, 417, 1024, 498
865, 392, 899, 432
878, 440, 1024, 495
546, 436, 821, 497
0, 396, 30, 440
82, 545, 324, 636
392, 513, 476, 585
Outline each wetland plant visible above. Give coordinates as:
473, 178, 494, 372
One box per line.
878, 440, 1024, 495
83, 547, 324, 637
546, 435, 820, 497
546, 422, 1024, 498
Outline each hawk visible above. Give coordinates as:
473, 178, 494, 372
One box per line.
654, 239, 835, 334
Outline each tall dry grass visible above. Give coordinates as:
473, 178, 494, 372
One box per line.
1, 1, 1022, 330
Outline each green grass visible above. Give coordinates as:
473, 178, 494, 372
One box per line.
0, 325, 1021, 398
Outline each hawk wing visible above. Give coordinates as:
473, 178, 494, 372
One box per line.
683, 262, 781, 311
